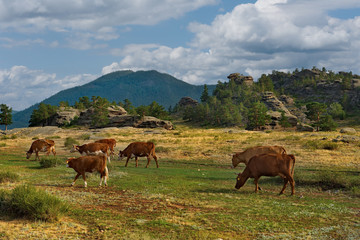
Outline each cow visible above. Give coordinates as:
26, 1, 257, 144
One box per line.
26, 139, 56, 161
235, 153, 296, 195
231, 146, 286, 168
66, 155, 108, 188
95, 138, 116, 155
70, 142, 110, 163
118, 142, 158, 168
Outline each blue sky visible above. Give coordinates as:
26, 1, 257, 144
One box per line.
0, 0, 359, 111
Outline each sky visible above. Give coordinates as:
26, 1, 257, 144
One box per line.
1, 0, 360, 111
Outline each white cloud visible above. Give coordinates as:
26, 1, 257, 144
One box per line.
103, 0, 360, 83
0, 66, 97, 110
0, 0, 217, 45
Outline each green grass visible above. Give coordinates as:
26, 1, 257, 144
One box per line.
0, 148, 359, 239
0, 184, 68, 222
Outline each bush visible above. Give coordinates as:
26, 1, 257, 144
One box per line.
8, 184, 68, 222
303, 140, 339, 150
80, 134, 91, 140
64, 137, 79, 149
0, 142, 6, 147
39, 157, 61, 168
0, 171, 20, 183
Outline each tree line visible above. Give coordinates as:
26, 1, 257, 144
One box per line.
27, 96, 170, 128
172, 73, 345, 131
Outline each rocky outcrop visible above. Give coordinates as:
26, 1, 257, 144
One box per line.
49, 107, 81, 126
227, 73, 253, 86
178, 97, 198, 108
47, 105, 172, 129
261, 92, 298, 129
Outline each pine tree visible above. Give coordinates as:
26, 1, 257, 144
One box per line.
0, 104, 13, 131
200, 84, 210, 103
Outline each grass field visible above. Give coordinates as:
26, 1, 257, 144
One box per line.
0, 125, 359, 239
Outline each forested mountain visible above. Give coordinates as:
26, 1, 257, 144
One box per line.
9, 70, 215, 129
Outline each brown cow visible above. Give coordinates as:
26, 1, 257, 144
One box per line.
26, 139, 56, 161
66, 155, 108, 188
231, 146, 286, 168
235, 153, 295, 195
95, 138, 116, 155
118, 142, 158, 168
70, 142, 110, 163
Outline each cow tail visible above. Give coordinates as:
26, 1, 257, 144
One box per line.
291, 155, 295, 177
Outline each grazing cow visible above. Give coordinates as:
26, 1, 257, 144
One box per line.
66, 155, 108, 188
231, 146, 286, 168
26, 139, 56, 161
118, 142, 158, 168
235, 153, 296, 195
95, 138, 116, 155
70, 142, 110, 163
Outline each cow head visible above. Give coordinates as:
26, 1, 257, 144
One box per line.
231, 153, 239, 168
26, 151, 32, 159
70, 145, 79, 153
66, 157, 76, 168
118, 150, 125, 161
235, 172, 245, 189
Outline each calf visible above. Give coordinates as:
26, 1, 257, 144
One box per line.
70, 142, 110, 163
66, 155, 108, 188
118, 142, 158, 168
231, 146, 286, 168
235, 153, 295, 195
95, 138, 116, 155
26, 139, 56, 161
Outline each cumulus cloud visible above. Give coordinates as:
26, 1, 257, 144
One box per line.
0, 66, 97, 110
103, 0, 360, 83
0, 0, 216, 47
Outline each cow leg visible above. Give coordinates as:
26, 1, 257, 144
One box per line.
125, 157, 130, 167
254, 177, 260, 193
99, 167, 109, 187
288, 175, 295, 195
82, 173, 87, 188
279, 177, 289, 195
71, 173, 81, 186
146, 156, 151, 168
135, 157, 139, 167
104, 166, 108, 186
153, 154, 159, 168
35, 152, 40, 161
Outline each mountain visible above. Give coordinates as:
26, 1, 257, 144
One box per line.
9, 70, 216, 129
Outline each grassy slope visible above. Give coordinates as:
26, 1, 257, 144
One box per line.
0, 126, 359, 239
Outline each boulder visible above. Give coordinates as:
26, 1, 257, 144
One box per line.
178, 97, 198, 108
227, 73, 253, 86
340, 128, 356, 134
296, 123, 315, 132
135, 116, 173, 130
49, 107, 81, 126
333, 135, 360, 143
261, 92, 291, 114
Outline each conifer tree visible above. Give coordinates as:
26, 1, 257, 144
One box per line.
0, 104, 13, 131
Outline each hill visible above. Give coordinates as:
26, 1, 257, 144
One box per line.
9, 70, 215, 129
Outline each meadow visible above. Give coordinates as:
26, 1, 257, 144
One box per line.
0, 125, 359, 239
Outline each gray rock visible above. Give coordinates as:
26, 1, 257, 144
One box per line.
339, 128, 356, 134
297, 123, 315, 132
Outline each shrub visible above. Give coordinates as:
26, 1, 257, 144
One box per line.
64, 137, 79, 149
0, 142, 6, 147
303, 140, 339, 150
39, 157, 61, 168
8, 184, 68, 222
0, 171, 19, 183
80, 134, 91, 140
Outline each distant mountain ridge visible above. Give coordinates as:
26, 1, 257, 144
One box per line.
9, 70, 216, 129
